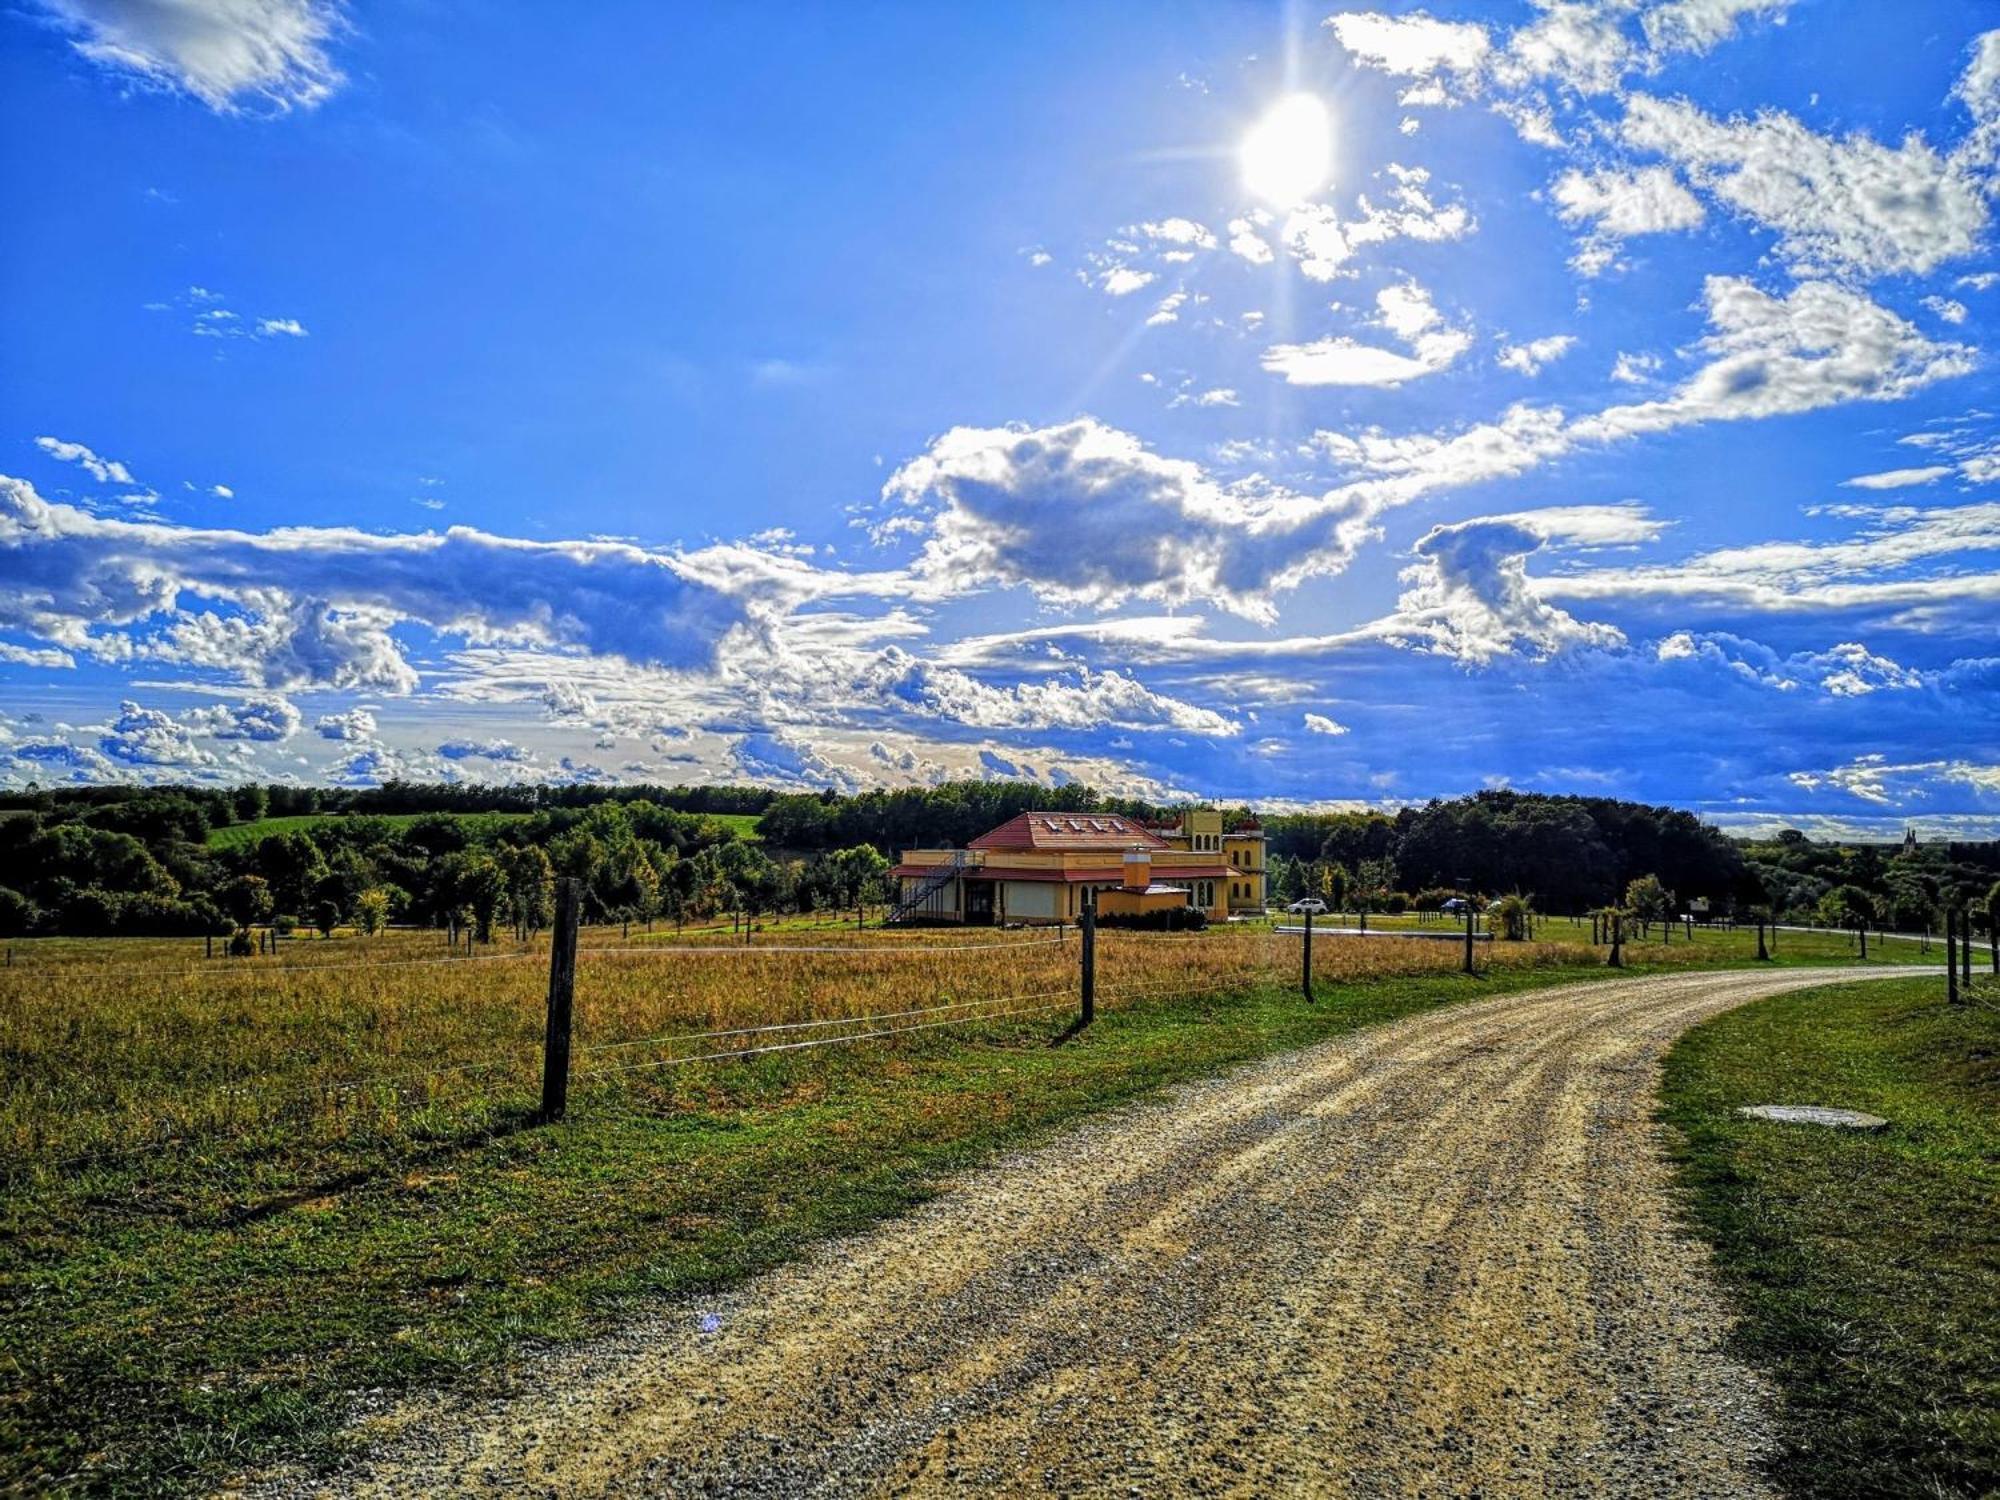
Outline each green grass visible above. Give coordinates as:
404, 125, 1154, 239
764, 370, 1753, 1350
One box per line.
205, 811, 532, 850
5, 958, 1639, 1497
206, 809, 761, 850
0, 932, 1930, 1496
1662, 973, 2000, 1499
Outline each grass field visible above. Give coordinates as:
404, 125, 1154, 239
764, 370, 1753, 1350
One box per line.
203, 810, 534, 849
1663, 973, 1999, 1499
0, 919, 1935, 1494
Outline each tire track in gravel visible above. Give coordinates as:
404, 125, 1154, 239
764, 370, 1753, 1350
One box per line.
245, 967, 1905, 1499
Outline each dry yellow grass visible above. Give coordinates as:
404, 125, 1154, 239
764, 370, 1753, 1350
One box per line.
0, 921, 1603, 1175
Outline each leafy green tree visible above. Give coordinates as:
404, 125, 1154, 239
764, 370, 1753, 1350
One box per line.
1624, 875, 1673, 936
311, 899, 340, 938
354, 886, 391, 936
0, 887, 39, 937
1818, 884, 1877, 957
221, 874, 273, 930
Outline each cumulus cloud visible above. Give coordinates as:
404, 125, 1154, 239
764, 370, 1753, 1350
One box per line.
313, 706, 376, 741
1551, 164, 1704, 274
0, 472, 783, 692
1618, 91, 1991, 278
1302, 712, 1350, 735
881, 418, 1374, 621
437, 737, 532, 762
185, 694, 300, 741
1264, 278, 1471, 387
35, 436, 134, 486
1496, 334, 1576, 376
36, 0, 346, 112
1279, 165, 1474, 281
99, 699, 214, 768
1788, 752, 2000, 807
857, 646, 1238, 737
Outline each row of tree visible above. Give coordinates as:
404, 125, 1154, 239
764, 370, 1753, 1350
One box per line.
3, 780, 1996, 940
0, 792, 888, 941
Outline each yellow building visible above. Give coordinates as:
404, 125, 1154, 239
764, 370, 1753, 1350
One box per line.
889, 811, 1237, 926
1145, 808, 1267, 916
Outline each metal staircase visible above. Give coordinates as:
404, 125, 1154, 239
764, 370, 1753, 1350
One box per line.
887, 849, 977, 925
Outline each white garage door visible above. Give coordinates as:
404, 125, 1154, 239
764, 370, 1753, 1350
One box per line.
1003, 881, 1059, 920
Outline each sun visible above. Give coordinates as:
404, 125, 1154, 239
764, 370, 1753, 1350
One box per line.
1239, 92, 1333, 208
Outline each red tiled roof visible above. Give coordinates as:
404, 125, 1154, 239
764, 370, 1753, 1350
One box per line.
891, 861, 1231, 883
967, 811, 1170, 852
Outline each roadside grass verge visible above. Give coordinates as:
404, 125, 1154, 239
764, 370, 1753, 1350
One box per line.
1662, 974, 2000, 1499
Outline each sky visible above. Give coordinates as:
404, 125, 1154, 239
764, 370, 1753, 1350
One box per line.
1, 0, 1997, 838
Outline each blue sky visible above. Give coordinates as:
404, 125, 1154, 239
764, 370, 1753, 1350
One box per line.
2, 0, 1998, 836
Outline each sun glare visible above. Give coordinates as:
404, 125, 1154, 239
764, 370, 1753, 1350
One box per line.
1239, 92, 1332, 208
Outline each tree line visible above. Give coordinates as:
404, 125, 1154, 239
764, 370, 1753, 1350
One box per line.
2, 780, 1995, 941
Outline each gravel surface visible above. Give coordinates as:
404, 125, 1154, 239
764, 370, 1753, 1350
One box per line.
241, 967, 1895, 1499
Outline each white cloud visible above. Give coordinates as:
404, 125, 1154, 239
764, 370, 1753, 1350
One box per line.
1302, 712, 1349, 736
1553, 164, 1704, 237
1788, 752, 2000, 807
1264, 277, 1471, 387
1226, 217, 1275, 265
38, 0, 346, 113
1922, 295, 1969, 325
1841, 465, 1952, 490
1619, 91, 1991, 277
1280, 165, 1474, 281
100, 699, 214, 768
857, 647, 1239, 738
1325, 11, 1491, 83
1389, 514, 1628, 664
437, 737, 532, 762
0, 472, 797, 691
1496, 334, 1576, 376
1100, 266, 1154, 297
255, 316, 308, 338
34, 436, 134, 486
1641, 0, 1791, 55
882, 418, 1373, 621
1549, 499, 2000, 624
1146, 291, 1187, 326
185, 695, 300, 741
313, 706, 376, 741
1134, 217, 1216, 249
1610, 351, 1661, 383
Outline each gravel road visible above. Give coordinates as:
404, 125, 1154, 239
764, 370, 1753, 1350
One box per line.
248, 967, 1890, 1498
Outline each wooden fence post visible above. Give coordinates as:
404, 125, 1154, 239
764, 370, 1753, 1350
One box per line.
1755, 918, 1768, 962
1961, 907, 1973, 989
540, 878, 581, 1121
1079, 887, 1096, 1026
1608, 913, 1623, 969
1463, 901, 1476, 976
1946, 908, 1960, 1007
1302, 906, 1314, 1003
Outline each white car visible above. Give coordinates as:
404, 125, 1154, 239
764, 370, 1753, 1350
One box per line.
1287, 899, 1328, 914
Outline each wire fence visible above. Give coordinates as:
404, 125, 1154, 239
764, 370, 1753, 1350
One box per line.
17, 893, 1804, 1194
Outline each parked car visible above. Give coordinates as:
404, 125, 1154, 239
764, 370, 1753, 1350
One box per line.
1287, 898, 1328, 914
1440, 897, 1468, 914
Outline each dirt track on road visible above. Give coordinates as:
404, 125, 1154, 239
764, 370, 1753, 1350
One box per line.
256, 967, 1889, 1498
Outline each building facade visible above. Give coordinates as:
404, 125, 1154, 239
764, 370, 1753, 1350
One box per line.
1145, 808, 1267, 916
889, 811, 1239, 926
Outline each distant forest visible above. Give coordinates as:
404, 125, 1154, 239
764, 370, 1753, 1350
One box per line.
0, 779, 1995, 939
